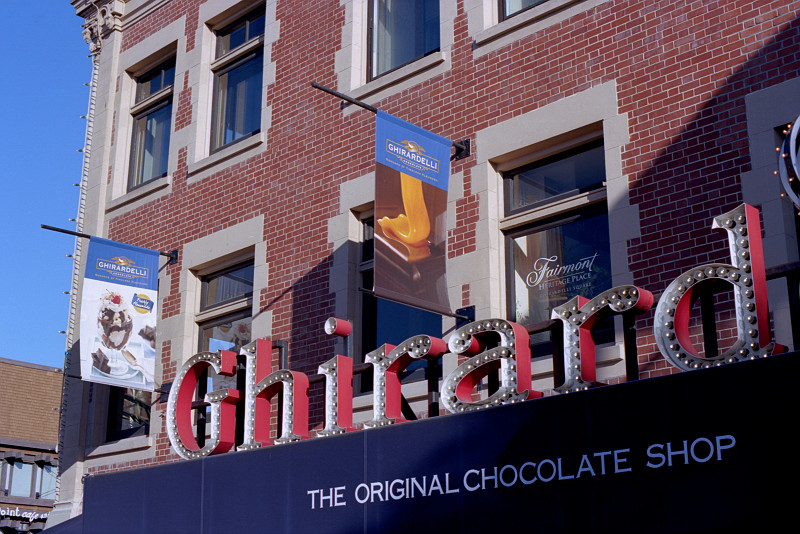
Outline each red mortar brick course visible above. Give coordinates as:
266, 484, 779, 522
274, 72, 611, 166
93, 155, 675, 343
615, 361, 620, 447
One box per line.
96, 0, 800, 462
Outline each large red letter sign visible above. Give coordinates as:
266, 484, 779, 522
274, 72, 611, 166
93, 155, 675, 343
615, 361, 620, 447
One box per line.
654, 204, 784, 370
167, 350, 240, 459
552, 286, 653, 392
251, 369, 310, 445
363, 335, 448, 427
317, 355, 355, 436
441, 320, 539, 413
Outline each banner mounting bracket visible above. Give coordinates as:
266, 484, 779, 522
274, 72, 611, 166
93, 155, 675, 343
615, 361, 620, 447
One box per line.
310, 81, 470, 160
41, 224, 179, 265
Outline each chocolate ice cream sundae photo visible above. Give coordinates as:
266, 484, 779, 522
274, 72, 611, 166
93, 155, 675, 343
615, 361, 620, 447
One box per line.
89, 289, 155, 385
97, 291, 133, 350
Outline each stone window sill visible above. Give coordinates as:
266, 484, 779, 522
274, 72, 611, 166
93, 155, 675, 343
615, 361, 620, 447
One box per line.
106, 175, 171, 214
188, 132, 264, 183
474, 0, 606, 57
347, 52, 447, 106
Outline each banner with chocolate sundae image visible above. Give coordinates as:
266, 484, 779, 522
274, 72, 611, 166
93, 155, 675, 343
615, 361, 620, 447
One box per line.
373, 111, 452, 315
79, 238, 159, 391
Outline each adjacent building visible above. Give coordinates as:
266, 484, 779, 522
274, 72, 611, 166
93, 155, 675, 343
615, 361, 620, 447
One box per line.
48, 0, 800, 531
0, 358, 62, 534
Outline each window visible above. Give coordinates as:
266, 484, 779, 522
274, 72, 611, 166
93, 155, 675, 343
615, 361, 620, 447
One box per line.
211, 8, 265, 151
505, 140, 605, 214
499, 0, 549, 20
106, 387, 151, 441
199, 310, 252, 354
358, 216, 441, 391
194, 261, 254, 445
504, 140, 612, 351
1, 456, 57, 502
128, 58, 175, 190
198, 261, 254, 352
368, 0, 440, 80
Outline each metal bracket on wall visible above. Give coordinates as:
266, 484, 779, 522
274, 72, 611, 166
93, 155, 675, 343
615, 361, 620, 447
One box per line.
453, 139, 470, 160
41, 224, 179, 265
310, 81, 471, 162
454, 305, 476, 328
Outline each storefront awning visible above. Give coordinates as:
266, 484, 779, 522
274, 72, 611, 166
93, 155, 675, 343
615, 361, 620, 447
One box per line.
66, 352, 800, 533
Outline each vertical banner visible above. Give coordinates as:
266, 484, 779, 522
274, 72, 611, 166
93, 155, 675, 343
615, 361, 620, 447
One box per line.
374, 111, 451, 315
80, 238, 159, 391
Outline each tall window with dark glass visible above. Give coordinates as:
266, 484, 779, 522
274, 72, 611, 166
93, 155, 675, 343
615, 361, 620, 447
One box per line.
504, 140, 612, 354
194, 262, 254, 445
211, 9, 265, 151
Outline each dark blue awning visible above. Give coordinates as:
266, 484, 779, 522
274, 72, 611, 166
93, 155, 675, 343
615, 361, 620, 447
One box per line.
74, 352, 799, 533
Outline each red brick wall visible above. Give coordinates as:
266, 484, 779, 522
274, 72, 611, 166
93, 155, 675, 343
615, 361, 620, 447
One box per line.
93, 0, 800, 470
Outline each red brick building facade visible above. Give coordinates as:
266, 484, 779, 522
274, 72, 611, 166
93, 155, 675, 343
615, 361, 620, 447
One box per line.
50, 0, 800, 529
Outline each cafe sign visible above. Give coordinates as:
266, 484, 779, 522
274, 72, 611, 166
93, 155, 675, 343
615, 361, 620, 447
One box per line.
167, 203, 785, 459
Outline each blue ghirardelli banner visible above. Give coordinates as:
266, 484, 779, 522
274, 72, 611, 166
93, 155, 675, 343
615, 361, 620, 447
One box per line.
79, 238, 159, 391
375, 110, 450, 190
374, 111, 451, 315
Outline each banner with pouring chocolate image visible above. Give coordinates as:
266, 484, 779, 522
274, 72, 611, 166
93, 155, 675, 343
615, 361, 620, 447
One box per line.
79, 238, 159, 391
374, 111, 451, 315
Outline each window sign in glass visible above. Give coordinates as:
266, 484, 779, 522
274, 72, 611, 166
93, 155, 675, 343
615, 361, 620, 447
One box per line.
370, 0, 440, 79
506, 141, 605, 213
200, 313, 252, 353
508, 210, 611, 327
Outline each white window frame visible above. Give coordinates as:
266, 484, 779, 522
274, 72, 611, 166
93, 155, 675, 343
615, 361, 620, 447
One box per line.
336, 0, 455, 105
467, 0, 611, 58
106, 17, 184, 214
128, 58, 175, 191
188, 1, 275, 182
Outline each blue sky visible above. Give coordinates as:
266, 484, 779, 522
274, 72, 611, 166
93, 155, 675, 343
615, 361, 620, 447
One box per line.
0, 2, 90, 368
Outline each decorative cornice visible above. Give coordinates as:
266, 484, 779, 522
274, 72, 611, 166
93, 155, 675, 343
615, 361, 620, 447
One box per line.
73, 0, 124, 55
